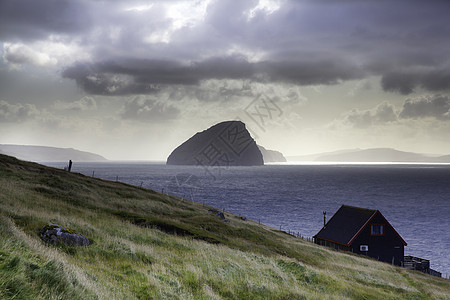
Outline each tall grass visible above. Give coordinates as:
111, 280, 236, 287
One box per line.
0, 154, 449, 299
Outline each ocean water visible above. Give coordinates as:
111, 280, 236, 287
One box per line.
45, 162, 450, 275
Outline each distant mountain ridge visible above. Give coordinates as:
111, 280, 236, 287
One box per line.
288, 148, 450, 163
0, 144, 107, 162
287, 149, 361, 162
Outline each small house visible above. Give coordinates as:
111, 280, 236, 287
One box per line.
313, 205, 407, 266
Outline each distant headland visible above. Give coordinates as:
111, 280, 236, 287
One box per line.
0, 144, 108, 162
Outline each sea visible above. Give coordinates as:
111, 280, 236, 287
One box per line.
44, 161, 450, 276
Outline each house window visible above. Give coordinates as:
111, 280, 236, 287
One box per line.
371, 224, 384, 235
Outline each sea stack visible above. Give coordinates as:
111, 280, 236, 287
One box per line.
258, 145, 287, 163
167, 121, 264, 166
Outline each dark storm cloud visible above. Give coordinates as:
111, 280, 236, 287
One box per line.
61, 57, 253, 95
0, 0, 91, 41
62, 56, 363, 95
381, 72, 418, 95
61, 62, 163, 95
381, 69, 450, 95
399, 94, 450, 120
61, 57, 254, 95
256, 59, 364, 85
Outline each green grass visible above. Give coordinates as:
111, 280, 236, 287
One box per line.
0, 153, 448, 299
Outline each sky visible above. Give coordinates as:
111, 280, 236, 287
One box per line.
1, 0, 450, 160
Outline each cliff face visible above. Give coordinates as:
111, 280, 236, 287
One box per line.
258, 145, 287, 163
167, 121, 264, 166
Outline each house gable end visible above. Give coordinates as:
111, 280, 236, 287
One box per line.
348, 211, 407, 246
314, 205, 376, 246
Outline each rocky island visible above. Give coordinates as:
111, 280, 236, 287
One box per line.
167, 121, 264, 166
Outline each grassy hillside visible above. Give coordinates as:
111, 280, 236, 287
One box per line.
0, 154, 448, 299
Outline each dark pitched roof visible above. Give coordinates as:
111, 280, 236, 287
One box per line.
313, 205, 407, 246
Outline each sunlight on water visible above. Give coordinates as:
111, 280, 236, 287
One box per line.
269, 161, 450, 166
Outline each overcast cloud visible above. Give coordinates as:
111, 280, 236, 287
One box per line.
345, 102, 398, 128
400, 94, 450, 120
0, 100, 38, 122
3, 0, 450, 94
1, 0, 450, 159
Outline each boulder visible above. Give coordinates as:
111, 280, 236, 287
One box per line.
167, 121, 263, 166
209, 209, 226, 220
40, 223, 90, 246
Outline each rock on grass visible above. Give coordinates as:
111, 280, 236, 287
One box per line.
40, 223, 90, 246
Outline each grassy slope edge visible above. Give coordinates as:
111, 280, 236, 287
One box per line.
0, 154, 448, 299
